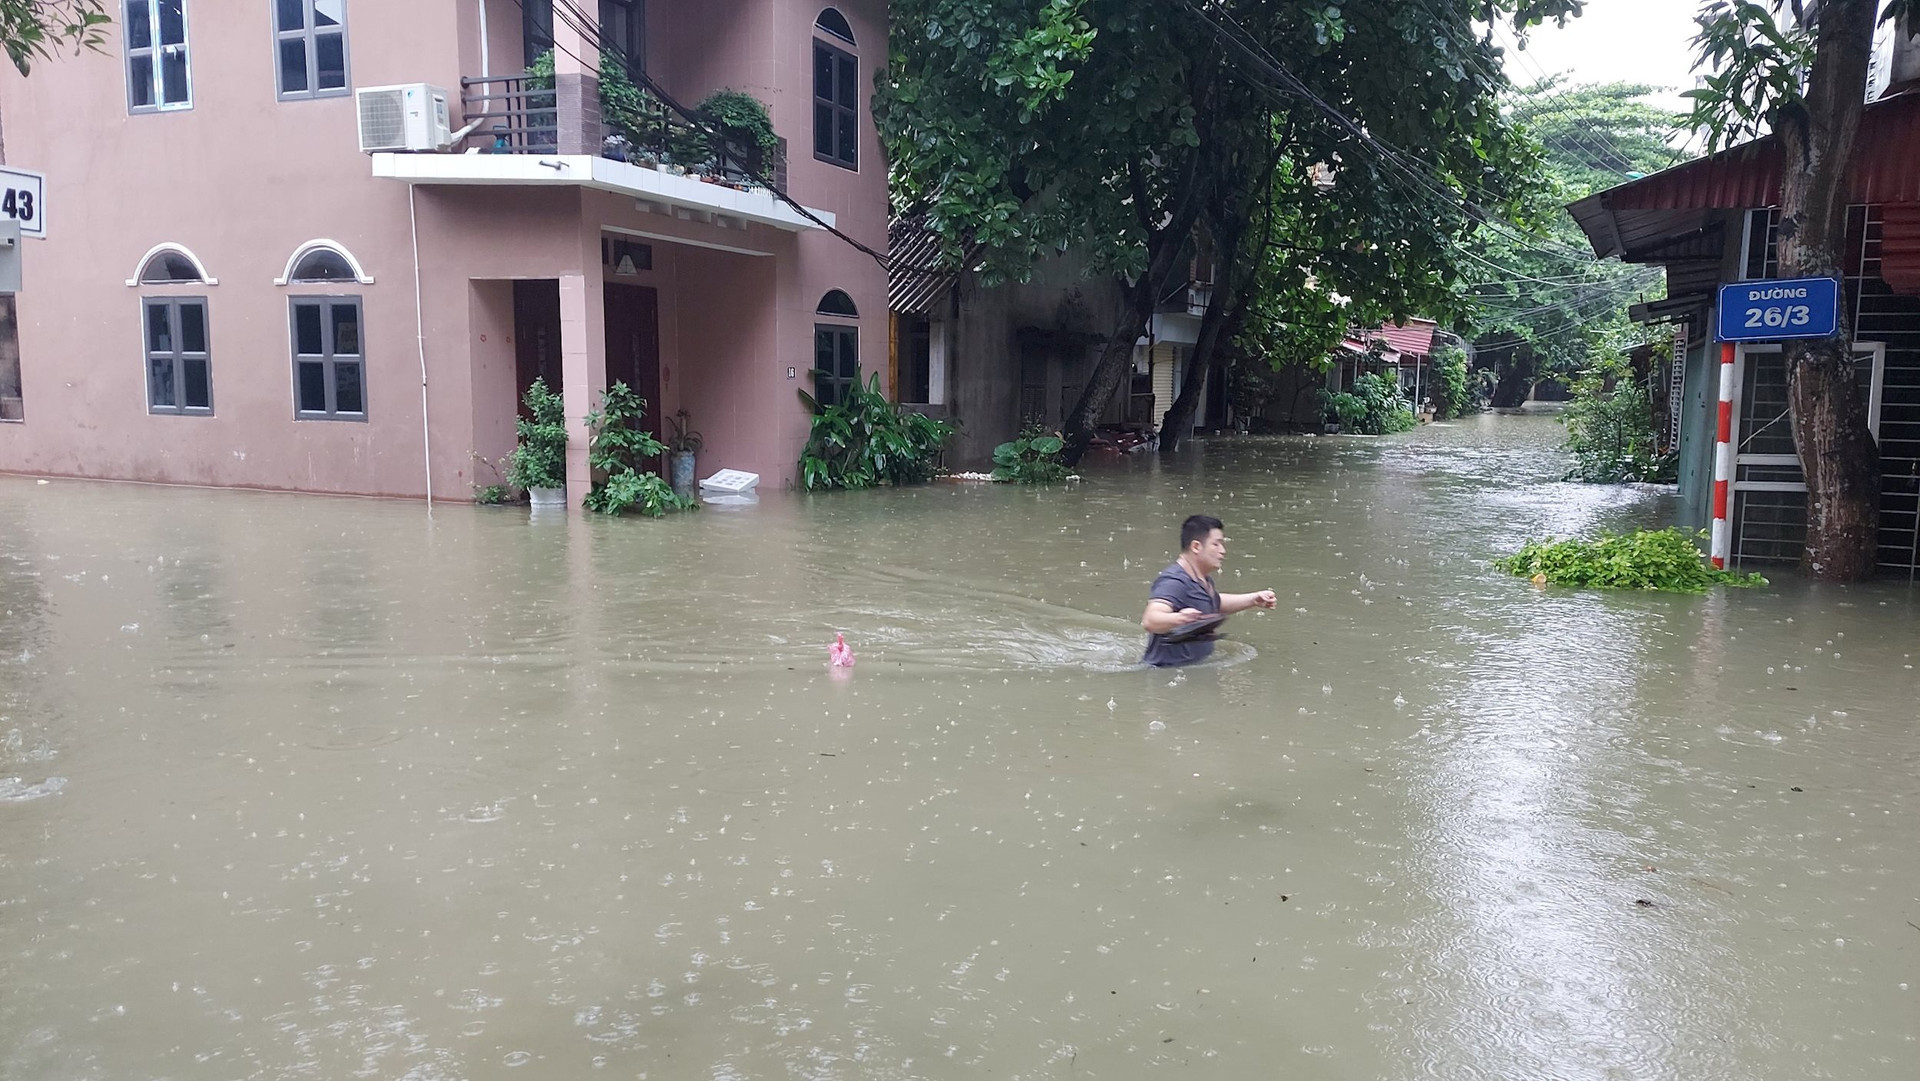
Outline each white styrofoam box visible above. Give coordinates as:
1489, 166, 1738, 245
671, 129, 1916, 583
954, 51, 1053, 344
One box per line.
699, 469, 760, 494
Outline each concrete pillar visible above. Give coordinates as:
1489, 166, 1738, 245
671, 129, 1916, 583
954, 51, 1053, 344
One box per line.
553, 5, 602, 156
560, 268, 606, 510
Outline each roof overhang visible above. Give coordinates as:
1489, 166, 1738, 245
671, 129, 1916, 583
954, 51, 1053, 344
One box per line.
371, 153, 833, 233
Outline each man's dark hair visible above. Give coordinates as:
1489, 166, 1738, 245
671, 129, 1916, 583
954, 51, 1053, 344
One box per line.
1180, 515, 1224, 552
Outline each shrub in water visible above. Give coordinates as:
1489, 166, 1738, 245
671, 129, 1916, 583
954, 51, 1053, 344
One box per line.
505, 377, 567, 492
583, 382, 693, 517
992, 425, 1069, 483
1562, 355, 1677, 483
798, 372, 954, 490
1495, 528, 1766, 593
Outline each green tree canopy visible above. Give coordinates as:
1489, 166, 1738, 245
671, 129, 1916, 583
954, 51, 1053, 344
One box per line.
1462, 79, 1690, 404
879, 0, 1586, 457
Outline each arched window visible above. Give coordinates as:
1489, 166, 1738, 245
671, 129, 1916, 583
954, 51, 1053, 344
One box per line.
276, 239, 374, 286
127, 243, 217, 286
815, 7, 855, 44
813, 9, 858, 169
813, 288, 859, 410
816, 289, 859, 318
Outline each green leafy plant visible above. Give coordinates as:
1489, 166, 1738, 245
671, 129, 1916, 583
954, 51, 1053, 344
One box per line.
1431, 345, 1473, 421
505, 377, 567, 491
527, 47, 649, 150
696, 89, 782, 176
583, 382, 693, 516
798, 372, 954, 491
666, 409, 704, 454
1329, 392, 1366, 430
473, 484, 509, 505
1562, 354, 1677, 483
1348, 371, 1417, 434
1495, 528, 1766, 593
991, 425, 1069, 483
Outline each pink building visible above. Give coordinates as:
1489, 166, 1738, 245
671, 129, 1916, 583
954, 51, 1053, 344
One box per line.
0, 0, 889, 507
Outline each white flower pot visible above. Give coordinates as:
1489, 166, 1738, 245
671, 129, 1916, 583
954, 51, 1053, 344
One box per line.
528, 486, 567, 508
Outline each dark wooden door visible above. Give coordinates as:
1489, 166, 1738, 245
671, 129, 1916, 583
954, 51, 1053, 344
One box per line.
603, 282, 662, 440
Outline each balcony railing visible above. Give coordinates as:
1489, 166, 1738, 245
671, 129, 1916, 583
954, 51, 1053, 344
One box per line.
458, 73, 778, 192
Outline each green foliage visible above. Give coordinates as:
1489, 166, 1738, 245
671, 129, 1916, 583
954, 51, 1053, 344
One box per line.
1465, 80, 1691, 398
798, 373, 955, 491
696, 89, 782, 172
880, 0, 1584, 287
583, 382, 692, 516
1562, 353, 1678, 483
0, 0, 112, 76
1338, 371, 1416, 434
505, 377, 567, 492
473, 484, 509, 505
527, 47, 651, 155
1329, 392, 1366, 430
1431, 345, 1473, 420
1495, 528, 1767, 593
991, 425, 1070, 483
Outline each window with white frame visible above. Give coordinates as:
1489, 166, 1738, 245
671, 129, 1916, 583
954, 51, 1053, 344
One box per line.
125, 0, 193, 112
290, 297, 365, 419
275, 0, 350, 98
144, 298, 212, 414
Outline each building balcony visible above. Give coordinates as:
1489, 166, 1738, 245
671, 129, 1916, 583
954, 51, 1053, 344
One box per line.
368, 71, 826, 236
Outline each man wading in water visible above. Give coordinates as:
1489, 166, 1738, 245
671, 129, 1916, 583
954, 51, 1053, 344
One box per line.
1140, 515, 1277, 667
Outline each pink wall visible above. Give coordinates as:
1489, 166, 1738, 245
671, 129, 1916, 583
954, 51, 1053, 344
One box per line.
0, 0, 890, 500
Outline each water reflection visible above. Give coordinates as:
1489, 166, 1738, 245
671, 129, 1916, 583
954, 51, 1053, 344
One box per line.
0, 415, 1914, 1080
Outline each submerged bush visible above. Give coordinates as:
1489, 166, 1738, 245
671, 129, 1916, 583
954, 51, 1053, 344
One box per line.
1495, 528, 1766, 593
584, 382, 693, 517
1332, 371, 1416, 434
798, 372, 954, 490
992, 425, 1069, 483
1562, 356, 1677, 483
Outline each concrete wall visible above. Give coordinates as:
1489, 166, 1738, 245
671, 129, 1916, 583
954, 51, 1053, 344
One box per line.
940, 250, 1129, 465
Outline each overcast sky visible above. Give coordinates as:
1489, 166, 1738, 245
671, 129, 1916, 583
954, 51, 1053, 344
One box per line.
1498, 0, 1708, 112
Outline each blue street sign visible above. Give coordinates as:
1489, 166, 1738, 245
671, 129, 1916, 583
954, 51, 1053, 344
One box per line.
1717, 276, 1840, 342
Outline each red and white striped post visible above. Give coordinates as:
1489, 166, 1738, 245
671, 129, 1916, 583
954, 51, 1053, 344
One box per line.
1710, 342, 1736, 568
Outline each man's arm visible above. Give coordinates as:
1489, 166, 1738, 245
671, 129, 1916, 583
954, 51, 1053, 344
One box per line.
1219, 590, 1278, 614
1142, 598, 1207, 634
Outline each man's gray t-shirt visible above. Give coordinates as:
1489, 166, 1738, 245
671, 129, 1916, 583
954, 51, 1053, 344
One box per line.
1141, 562, 1219, 667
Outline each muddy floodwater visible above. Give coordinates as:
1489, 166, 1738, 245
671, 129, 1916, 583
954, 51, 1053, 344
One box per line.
2, 414, 1916, 1080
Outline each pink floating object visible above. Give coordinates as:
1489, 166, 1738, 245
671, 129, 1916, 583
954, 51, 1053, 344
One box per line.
829, 632, 855, 668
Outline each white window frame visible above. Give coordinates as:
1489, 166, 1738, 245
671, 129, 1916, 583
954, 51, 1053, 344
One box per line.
274, 0, 352, 101
275, 239, 374, 286
126, 242, 217, 287
142, 296, 214, 415
125, 0, 194, 114
1729, 341, 1885, 495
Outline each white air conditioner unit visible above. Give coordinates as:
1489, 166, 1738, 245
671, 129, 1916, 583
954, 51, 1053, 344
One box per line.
356, 83, 452, 153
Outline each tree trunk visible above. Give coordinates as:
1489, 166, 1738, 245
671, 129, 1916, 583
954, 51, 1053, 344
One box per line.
1060, 203, 1202, 464
1158, 281, 1238, 454
1777, 0, 1879, 580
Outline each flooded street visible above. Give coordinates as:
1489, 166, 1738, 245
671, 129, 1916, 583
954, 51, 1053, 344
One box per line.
2, 414, 1916, 1080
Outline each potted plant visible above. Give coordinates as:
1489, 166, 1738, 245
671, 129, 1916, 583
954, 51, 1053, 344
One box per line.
507, 376, 568, 507
666, 409, 703, 500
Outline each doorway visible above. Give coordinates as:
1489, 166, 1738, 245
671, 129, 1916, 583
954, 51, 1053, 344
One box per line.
512, 279, 561, 415
604, 282, 662, 441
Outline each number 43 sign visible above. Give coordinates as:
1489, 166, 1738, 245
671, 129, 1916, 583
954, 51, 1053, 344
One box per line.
0, 166, 44, 239
1717, 276, 1839, 342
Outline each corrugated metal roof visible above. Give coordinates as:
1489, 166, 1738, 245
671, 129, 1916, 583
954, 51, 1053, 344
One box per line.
1348, 320, 1437, 360
1605, 88, 1920, 211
